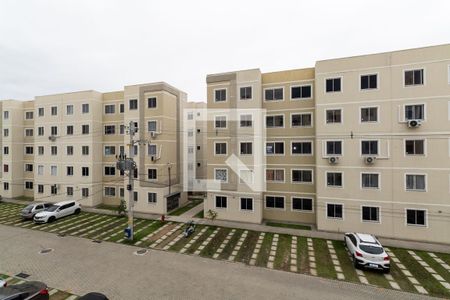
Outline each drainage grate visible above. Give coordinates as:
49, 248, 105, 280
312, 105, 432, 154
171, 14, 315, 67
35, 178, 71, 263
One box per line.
134, 249, 148, 256
15, 273, 30, 279
39, 248, 54, 254
92, 240, 102, 243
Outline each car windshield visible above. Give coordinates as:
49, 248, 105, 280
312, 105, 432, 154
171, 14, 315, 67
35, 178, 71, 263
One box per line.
46, 205, 60, 212
360, 245, 384, 255
23, 205, 34, 212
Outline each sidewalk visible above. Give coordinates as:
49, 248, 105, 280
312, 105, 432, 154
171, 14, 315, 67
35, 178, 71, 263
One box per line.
2, 197, 449, 253
178, 202, 203, 218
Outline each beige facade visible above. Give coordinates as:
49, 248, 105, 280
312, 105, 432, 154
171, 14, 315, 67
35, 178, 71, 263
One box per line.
0, 82, 196, 215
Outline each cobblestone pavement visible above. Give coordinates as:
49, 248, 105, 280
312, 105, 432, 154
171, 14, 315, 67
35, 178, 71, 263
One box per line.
0, 225, 437, 300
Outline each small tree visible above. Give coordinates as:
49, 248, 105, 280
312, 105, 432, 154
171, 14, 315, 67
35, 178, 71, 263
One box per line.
117, 199, 127, 216
206, 209, 218, 221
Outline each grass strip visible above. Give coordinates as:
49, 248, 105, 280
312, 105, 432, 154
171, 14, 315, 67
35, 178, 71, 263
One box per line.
313, 238, 337, 279
218, 229, 244, 260
235, 230, 259, 264
255, 233, 274, 267
273, 234, 292, 271
169, 200, 202, 216
200, 227, 231, 258
266, 222, 311, 231
332, 240, 360, 283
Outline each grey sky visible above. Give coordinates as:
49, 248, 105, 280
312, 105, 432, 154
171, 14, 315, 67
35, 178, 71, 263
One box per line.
1, 0, 449, 102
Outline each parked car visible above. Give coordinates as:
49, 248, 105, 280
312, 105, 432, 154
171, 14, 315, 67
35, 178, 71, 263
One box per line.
344, 232, 390, 272
33, 201, 81, 224
0, 281, 49, 300
0, 279, 6, 288
78, 292, 109, 300
21, 203, 53, 220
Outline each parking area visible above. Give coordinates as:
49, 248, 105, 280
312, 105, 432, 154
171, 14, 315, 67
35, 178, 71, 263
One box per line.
1, 202, 449, 298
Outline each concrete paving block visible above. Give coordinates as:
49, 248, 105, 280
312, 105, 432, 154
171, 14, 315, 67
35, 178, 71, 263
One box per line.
402, 270, 412, 277
331, 254, 338, 260
435, 258, 444, 264
290, 265, 298, 272
337, 273, 345, 280
441, 282, 450, 289
391, 257, 400, 263
432, 274, 444, 282
390, 282, 401, 290
291, 259, 297, 265
397, 263, 406, 270
418, 260, 428, 267
291, 254, 297, 259
409, 277, 419, 285
427, 252, 437, 258
415, 285, 428, 294
310, 262, 316, 268
359, 276, 369, 284
267, 262, 274, 269
335, 266, 342, 272
425, 267, 436, 274
310, 269, 317, 276
309, 256, 316, 262
384, 274, 394, 281
332, 259, 339, 265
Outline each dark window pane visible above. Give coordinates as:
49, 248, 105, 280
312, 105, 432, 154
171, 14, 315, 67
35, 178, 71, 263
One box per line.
326, 79, 333, 92
265, 89, 274, 100
361, 76, 369, 89
334, 78, 341, 91
292, 87, 301, 99
369, 75, 377, 88
302, 86, 311, 98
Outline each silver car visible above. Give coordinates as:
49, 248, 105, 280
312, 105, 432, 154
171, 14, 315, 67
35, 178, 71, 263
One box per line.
20, 203, 52, 220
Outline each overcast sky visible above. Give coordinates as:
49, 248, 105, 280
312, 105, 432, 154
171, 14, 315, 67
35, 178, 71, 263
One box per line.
1, 0, 449, 102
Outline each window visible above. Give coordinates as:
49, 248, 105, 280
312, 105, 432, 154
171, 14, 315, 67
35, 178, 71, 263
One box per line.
215, 196, 227, 208
326, 141, 342, 155
67, 166, 74, 176
66, 125, 74, 135
404, 69, 424, 86
240, 142, 252, 155
25, 129, 33, 136
240, 198, 253, 211
187, 112, 193, 120
148, 168, 157, 180
104, 146, 115, 155
104, 125, 116, 135
327, 172, 343, 187
148, 121, 157, 132
266, 196, 284, 209
82, 103, 89, 114
406, 174, 426, 191
82, 167, 90, 177
240, 87, 252, 100
197, 146, 201, 150
406, 209, 426, 226
266, 115, 284, 128
3, 147, 8, 155
37, 165, 44, 175
239, 169, 254, 184
82, 188, 89, 198
215, 169, 228, 182
38, 107, 44, 117
51, 185, 57, 194
51, 106, 57, 116
25, 182, 34, 190
38, 127, 44, 136
148, 144, 157, 156
326, 78, 341, 92
362, 173, 379, 189
361, 107, 378, 122
148, 192, 157, 203
3, 129, 8, 137
327, 203, 343, 219
25, 164, 33, 172
119, 124, 125, 135
240, 114, 252, 127
66, 105, 74, 115
361, 206, 380, 222
361, 140, 378, 155
3, 164, 8, 173
266, 169, 284, 182
105, 187, 116, 197
104, 166, 115, 176
51, 166, 57, 176
292, 169, 313, 183
51, 126, 58, 136
214, 89, 226, 102
405, 104, 424, 120
67, 187, 74, 196
25, 111, 34, 119
292, 198, 313, 212
82, 125, 89, 134
38, 146, 44, 155
326, 109, 342, 123
38, 185, 44, 193
133, 168, 138, 178
264, 88, 283, 101
405, 140, 425, 155
104, 104, 115, 114
187, 130, 193, 137
215, 116, 227, 128
361, 74, 377, 90
133, 145, 138, 156
266, 142, 284, 155
148, 97, 157, 108
3, 182, 9, 191
51, 146, 57, 156
291, 85, 312, 99
120, 188, 124, 198
3, 111, 9, 119
82, 146, 89, 155
292, 141, 312, 155
215, 142, 227, 155
129, 99, 138, 110
25, 146, 33, 155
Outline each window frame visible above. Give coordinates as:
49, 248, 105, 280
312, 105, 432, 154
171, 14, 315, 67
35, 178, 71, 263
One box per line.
263, 87, 284, 102
214, 115, 227, 129
291, 140, 313, 156
326, 202, 344, 220
326, 171, 344, 188
265, 141, 285, 156
239, 141, 253, 156
325, 108, 343, 124
359, 106, 379, 123
359, 73, 379, 91
404, 103, 426, 121
104, 104, 116, 115
291, 196, 314, 213
265, 114, 285, 128
147, 97, 157, 109
324, 140, 343, 157
265, 195, 285, 210
324, 77, 343, 93
239, 197, 254, 212
147, 192, 157, 204
214, 141, 227, 156
405, 208, 427, 227
361, 205, 381, 223
403, 68, 425, 87
290, 84, 313, 100
360, 139, 379, 156
290, 112, 313, 128
291, 169, 314, 184
213, 88, 227, 102
405, 173, 427, 192
239, 86, 253, 101
214, 168, 228, 183
265, 168, 285, 183
215, 195, 228, 209
404, 139, 426, 156
360, 172, 380, 190
239, 113, 253, 128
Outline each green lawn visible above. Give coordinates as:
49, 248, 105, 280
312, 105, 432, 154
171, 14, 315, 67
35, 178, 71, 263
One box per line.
194, 210, 204, 218
218, 229, 244, 260
266, 222, 311, 231
273, 234, 292, 271
332, 240, 359, 283
169, 200, 202, 216
296, 236, 309, 273
13, 196, 34, 202
95, 204, 120, 211
255, 233, 274, 267
235, 231, 259, 264
313, 238, 337, 279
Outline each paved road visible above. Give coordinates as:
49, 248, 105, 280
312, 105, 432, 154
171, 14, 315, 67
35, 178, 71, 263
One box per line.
0, 225, 434, 300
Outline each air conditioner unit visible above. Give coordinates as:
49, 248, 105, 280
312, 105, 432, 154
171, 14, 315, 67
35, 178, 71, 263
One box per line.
48, 135, 57, 142
407, 119, 422, 128
150, 131, 157, 138
328, 157, 339, 164
364, 156, 376, 165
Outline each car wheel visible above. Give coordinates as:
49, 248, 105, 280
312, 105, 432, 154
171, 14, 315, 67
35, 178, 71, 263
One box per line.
74, 208, 81, 215
48, 216, 56, 223
353, 255, 359, 269
384, 268, 390, 274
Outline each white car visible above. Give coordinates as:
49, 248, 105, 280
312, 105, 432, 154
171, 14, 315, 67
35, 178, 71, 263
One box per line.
0, 278, 6, 287
33, 200, 81, 224
344, 232, 390, 272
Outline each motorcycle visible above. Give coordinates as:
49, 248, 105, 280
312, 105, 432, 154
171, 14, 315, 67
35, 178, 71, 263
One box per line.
183, 220, 196, 238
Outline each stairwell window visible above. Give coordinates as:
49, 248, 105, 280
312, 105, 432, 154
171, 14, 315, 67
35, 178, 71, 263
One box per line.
325, 78, 341, 92
214, 169, 228, 183
51, 106, 57, 116
214, 89, 227, 102
240, 142, 252, 155
214, 116, 227, 128
38, 107, 44, 117
3, 111, 9, 119
406, 174, 426, 191
240, 114, 253, 127
3, 182, 9, 191
3, 129, 8, 137
264, 87, 283, 101
404, 69, 424, 86
3, 147, 8, 155
129, 99, 138, 110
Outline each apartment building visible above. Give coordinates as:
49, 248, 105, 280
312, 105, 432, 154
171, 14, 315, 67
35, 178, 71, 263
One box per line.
206, 44, 450, 244
0, 82, 192, 215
